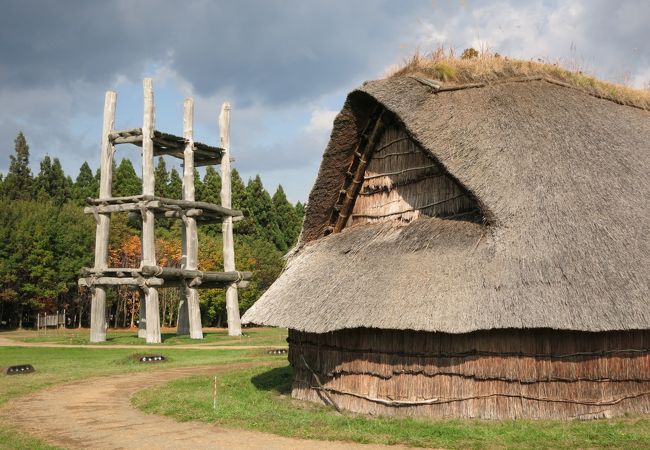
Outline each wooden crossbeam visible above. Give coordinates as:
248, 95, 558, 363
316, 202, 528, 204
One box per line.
109, 128, 223, 165
84, 195, 243, 218
79, 266, 251, 289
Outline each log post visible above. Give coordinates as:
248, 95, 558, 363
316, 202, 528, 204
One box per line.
220, 102, 242, 336
138, 295, 147, 338
90, 91, 116, 343
179, 98, 203, 338
141, 78, 161, 344
176, 284, 189, 335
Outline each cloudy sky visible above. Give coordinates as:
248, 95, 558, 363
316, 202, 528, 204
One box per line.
1, 0, 648, 202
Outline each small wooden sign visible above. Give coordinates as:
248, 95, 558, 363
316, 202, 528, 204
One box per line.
139, 355, 166, 363
4, 364, 35, 375
267, 348, 288, 355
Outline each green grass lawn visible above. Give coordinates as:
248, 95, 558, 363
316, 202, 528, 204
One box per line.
0, 339, 284, 450
3, 327, 287, 347
0, 427, 61, 450
133, 364, 650, 449
4, 337, 650, 449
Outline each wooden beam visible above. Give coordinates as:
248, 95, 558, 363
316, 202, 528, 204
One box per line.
140, 266, 251, 281
109, 128, 142, 140
88, 195, 239, 214
84, 201, 161, 214
141, 78, 161, 344
90, 90, 116, 343
111, 135, 143, 145
156, 198, 242, 217
79, 277, 165, 287
220, 102, 242, 337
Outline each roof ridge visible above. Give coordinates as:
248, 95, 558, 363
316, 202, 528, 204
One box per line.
406, 75, 650, 112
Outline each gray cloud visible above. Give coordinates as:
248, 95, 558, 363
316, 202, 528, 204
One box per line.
0, 0, 648, 200
0, 0, 419, 106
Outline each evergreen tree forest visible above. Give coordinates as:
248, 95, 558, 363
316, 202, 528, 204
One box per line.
0, 132, 304, 329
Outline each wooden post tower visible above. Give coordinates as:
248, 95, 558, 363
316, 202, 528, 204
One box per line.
80, 78, 248, 343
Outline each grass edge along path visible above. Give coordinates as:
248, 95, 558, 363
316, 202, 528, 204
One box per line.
0, 425, 62, 450
2, 327, 288, 347
0, 345, 283, 450
133, 364, 650, 450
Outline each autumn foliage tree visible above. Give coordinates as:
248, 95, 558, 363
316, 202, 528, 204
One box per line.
0, 132, 305, 329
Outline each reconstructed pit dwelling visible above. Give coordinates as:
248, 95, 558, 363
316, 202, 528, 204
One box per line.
243, 71, 650, 419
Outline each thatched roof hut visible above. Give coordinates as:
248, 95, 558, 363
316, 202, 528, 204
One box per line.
243, 62, 650, 419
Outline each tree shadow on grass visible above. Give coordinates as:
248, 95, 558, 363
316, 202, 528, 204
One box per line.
251, 366, 292, 395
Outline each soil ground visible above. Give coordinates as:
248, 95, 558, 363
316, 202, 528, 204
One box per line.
0, 337, 398, 449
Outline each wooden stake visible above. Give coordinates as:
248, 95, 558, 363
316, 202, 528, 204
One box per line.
180, 98, 203, 339
213, 376, 218, 410
141, 78, 161, 344
220, 102, 242, 336
90, 91, 116, 343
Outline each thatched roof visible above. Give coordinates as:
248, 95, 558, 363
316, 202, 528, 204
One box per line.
242, 75, 650, 334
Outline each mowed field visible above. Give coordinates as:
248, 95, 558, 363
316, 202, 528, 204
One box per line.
0, 327, 288, 450
1, 328, 650, 449
2, 327, 287, 347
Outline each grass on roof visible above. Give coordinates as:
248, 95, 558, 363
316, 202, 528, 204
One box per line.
389, 48, 650, 111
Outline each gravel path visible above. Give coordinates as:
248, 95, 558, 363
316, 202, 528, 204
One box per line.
0, 363, 401, 450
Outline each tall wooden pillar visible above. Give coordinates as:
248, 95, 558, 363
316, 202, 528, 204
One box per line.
90, 91, 116, 343
141, 78, 161, 344
138, 299, 147, 338
178, 98, 203, 338
220, 103, 242, 336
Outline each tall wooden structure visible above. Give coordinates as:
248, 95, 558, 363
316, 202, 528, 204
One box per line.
80, 78, 249, 343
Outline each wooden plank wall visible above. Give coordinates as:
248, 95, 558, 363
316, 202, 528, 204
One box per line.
289, 328, 650, 419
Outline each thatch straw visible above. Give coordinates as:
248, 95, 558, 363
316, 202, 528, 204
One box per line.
242, 73, 650, 334
390, 49, 650, 111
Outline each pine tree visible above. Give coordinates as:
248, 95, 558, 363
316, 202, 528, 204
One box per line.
295, 201, 305, 218
231, 169, 254, 235
4, 132, 33, 200
72, 162, 99, 203
245, 176, 286, 252
53, 203, 94, 292
33, 155, 53, 201
34, 156, 70, 204
202, 166, 221, 204
154, 157, 170, 197
193, 169, 205, 201
113, 159, 141, 197
272, 185, 302, 248
168, 168, 182, 199
50, 158, 70, 204
230, 169, 247, 209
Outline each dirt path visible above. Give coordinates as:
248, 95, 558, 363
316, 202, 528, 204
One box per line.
0, 363, 401, 450
0, 336, 281, 350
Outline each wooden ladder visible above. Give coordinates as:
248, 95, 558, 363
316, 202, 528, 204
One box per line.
325, 105, 389, 235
